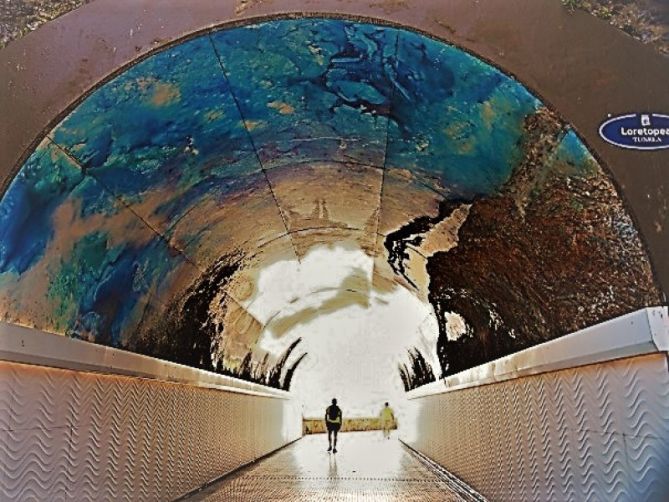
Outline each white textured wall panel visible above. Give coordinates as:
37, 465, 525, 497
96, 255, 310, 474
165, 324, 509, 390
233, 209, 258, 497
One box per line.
402, 354, 669, 502
0, 361, 302, 501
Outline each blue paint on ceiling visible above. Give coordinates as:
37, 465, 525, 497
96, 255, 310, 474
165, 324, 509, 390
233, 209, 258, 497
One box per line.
388, 29, 538, 196
0, 142, 84, 275
211, 19, 397, 168
1, 17, 646, 380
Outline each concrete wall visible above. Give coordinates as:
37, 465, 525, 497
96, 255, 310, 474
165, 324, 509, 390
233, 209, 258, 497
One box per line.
401, 308, 669, 501
0, 324, 302, 501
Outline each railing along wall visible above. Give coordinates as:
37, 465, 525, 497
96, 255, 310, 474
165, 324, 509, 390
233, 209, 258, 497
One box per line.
0, 322, 303, 501
401, 307, 669, 502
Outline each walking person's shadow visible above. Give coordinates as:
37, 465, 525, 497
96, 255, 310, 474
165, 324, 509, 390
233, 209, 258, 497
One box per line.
328, 452, 338, 479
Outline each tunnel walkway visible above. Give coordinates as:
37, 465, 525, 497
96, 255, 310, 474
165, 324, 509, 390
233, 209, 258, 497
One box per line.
185, 431, 476, 501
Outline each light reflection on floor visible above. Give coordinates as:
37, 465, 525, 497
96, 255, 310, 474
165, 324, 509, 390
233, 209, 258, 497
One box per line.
188, 432, 465, 501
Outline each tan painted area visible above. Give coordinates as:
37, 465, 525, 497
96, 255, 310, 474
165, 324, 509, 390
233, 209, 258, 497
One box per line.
417, 204, 470, 257
220, 296, 265, 365
168, 174, 290, 270
120, 76, 182, 106
204, 109, 226, 122
244, 119, 266, 131
370, 264, 400, 297
267, 100, 295, 115
0, 271, 52, 332
150, 81, 181, 106
443, 122, 475, 155
267, 162, 383, 234
376, 168, 444, 235
225, 235, 297, 303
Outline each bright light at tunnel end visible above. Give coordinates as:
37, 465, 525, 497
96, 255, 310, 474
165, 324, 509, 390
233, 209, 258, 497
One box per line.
241, 242, 439, 420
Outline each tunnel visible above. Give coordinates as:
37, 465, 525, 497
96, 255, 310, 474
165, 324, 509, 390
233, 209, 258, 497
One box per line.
1, 1, 668, 501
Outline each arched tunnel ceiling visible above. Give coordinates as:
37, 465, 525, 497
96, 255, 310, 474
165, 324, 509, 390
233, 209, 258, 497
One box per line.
0, 18, 661, 389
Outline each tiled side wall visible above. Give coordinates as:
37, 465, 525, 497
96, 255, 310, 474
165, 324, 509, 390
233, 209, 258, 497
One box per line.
402, 354, 669, 502
0, 361, 302, 501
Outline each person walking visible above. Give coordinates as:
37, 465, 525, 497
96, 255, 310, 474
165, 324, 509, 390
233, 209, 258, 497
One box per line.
325, 398, 342, 453
380, 402, 395, 439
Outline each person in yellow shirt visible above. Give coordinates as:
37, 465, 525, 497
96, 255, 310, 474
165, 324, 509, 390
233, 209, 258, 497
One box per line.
325, 398, 342, 453
379, 402, 395, 439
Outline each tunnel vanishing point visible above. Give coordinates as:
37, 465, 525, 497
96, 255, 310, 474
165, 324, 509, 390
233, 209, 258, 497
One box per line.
1, 0, 668, 501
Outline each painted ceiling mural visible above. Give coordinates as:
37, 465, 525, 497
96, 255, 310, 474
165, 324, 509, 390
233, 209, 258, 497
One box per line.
0, 18, 660, 392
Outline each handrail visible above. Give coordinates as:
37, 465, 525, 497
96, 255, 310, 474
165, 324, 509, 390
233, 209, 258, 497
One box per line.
407, 307, 669, 399
0, 321, 291, 399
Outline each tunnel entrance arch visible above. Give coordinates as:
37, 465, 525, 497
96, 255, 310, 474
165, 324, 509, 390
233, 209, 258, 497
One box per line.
0, 15, 662, 395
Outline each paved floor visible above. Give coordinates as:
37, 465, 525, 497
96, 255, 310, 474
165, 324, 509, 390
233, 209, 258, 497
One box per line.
187, 432, 469, 501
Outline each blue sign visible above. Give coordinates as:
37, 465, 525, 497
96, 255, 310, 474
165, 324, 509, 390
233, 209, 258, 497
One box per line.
599, 113, 669, 151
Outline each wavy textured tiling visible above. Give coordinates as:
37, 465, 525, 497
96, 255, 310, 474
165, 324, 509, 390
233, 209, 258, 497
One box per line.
403, 354, 669, 501
0, 361, 301, 501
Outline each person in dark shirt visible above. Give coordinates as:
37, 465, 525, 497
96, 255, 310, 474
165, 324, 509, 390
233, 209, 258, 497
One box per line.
325, 398, 342, 453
